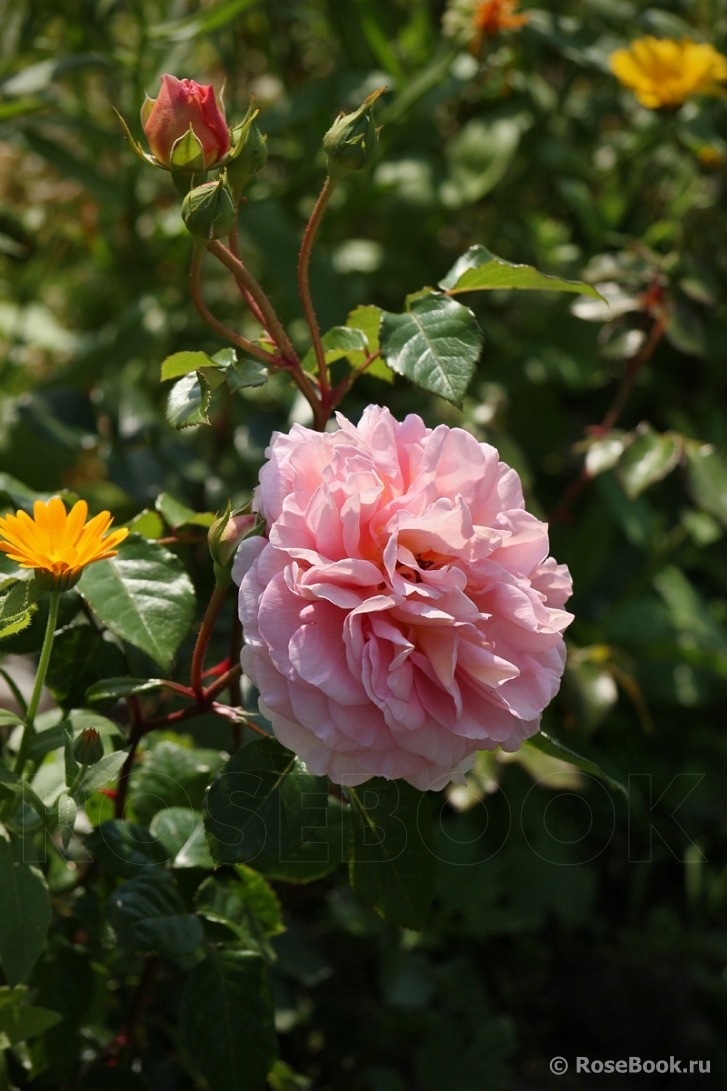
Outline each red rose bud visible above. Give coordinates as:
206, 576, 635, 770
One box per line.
142, 74, 230, 171
72, 728, 104, 766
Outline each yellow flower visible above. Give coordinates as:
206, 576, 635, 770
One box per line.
609, 36, 727, 109
0, 497, 128, 584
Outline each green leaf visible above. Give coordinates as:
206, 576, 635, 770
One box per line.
29, 708, 123, 763
204, 736, 328, 866
75, 751, 128, 802
149, 807, 202, 858
440, 110, 531, 208
524, 730, 627, 798
173, 819, 215, 869
346, 304, 393, 383
225, 358, 269, 392
165, 372, 211, 429
0, 710, 25, 730
85, 677, 166, 705
0, 472, 50, 514
0, 581, 38, 641
440, 245, 603, 298
130, 741, 225, 825
149, 0, 260, 41
0, 988, 62, 1046
0, 770, 48, 829
254, 797, 350, 884
0, 826, 51, 986
107, 871, 204, 968
124, 509, 164, 539
181, 947, 277, 1091
685, 443, 727, 527
77, 535, 196, 673
160, 351, 215, 382
615, 425, 681, 499
46, 625, 126, 710
84, 820, 169, 877
195, 866, 283, 956
348, 780, 437, 931
380, 291, 483, 407
300, 325, 369, 374
347, 304, 381, 354
57, 792, 77, 850
154, 492, 215, 529
169, 126, 206, 173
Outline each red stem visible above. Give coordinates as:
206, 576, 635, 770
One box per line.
191, 581, 228, 698
189, 247, 275, 366
207, 240, 296, 362
228, 227, 269, 330
297, 177, 333, 422
550, 312, 667, 524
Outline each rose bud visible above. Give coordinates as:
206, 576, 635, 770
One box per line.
322, 87, 384, 184
226, 113, 268, 201
142, 75, 230, 171
72, 728, 104, 766
181, 177, 236, 241
208, 503, 258, 586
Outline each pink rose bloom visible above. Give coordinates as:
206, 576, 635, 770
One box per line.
142, 75, 230, 169
233, 407, 573, 790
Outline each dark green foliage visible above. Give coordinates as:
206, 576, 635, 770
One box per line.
1, 0, 727, 1088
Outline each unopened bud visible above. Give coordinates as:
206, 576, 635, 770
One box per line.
226, 114, 268, 201
181, 177, 236, 241
208, 503, 259, 585
73, 728, 104, 766
323, 88, 384, 184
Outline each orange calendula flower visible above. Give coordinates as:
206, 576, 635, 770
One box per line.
609, 36, 727, 109
473, 0, 528, 38
0, 497, 128, 587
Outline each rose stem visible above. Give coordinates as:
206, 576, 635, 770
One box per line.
297, 176, 334, 419
227, 225, 269, 330
549, 312, 667, 524
190, 247, 278, 366
190, 581, 229, 699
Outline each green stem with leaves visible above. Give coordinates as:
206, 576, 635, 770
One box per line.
14, 591, 59, 776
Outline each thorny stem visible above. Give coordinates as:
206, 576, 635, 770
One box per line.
599, 312, 667, 433
228, 226, 269, 330
550, 312, 667, 524
113, 661, 247, 819
207, 240, 296, 361
331, 349, 381, 409
205, 240, 327, 428
189, 247, 275, 366
298, 177, 334, 418
191, 581, 228, 698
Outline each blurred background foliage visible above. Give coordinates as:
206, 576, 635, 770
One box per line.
2, 0, 727, 1087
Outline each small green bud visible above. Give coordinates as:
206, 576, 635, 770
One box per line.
181, 176, 236, 241
208, 502, 258, 584
226, 116, 268, 201
72, 728, 104, 766
323, 88, 384, 184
